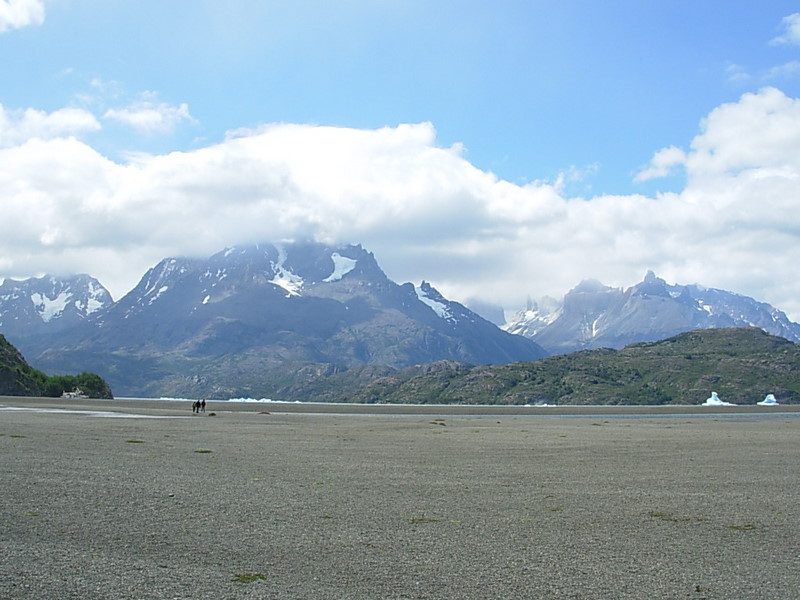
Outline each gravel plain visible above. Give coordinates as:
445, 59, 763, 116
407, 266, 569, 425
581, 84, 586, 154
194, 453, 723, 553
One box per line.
2, 397, 799, 599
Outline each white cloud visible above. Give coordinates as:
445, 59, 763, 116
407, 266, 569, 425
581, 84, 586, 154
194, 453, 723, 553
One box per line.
684, 87, 800, 185
764, 60, 800, 81
724, 62, 751, 84
2, 89, 800, 323
0, 0, 44, 33
634, 146, 686, 182
771, 13, 800, 46
103, 100, 194, 134
0, 104, 101, 147
551, 163, 600, 195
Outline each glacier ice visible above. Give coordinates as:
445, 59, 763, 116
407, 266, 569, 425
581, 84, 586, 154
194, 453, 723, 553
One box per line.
702, 391, 736, 406
757, 394, 779, 406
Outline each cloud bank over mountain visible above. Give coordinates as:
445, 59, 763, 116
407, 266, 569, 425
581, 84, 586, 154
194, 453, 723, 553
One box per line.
2, 86, 800, 320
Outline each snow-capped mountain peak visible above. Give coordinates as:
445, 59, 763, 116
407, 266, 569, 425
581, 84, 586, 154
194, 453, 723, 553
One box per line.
0, 274, 113, 336
505, 271, 800, 354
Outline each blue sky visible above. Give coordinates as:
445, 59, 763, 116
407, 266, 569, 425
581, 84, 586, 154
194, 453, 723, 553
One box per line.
3, 1, 800, 320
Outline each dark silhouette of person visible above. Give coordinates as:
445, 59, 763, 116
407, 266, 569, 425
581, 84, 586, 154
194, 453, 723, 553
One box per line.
200, 399, 206, 413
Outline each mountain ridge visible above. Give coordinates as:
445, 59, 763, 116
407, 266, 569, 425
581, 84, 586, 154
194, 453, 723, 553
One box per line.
335, 327, 800, 405
6, 242, 545, 398
0, 274, 113, 337
504, 271, 800, 354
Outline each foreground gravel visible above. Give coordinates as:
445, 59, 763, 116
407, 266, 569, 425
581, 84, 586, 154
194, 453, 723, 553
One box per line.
1, 398, 799, 599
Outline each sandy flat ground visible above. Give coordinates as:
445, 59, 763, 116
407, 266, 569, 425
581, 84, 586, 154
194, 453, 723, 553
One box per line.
1, 397, 799, 599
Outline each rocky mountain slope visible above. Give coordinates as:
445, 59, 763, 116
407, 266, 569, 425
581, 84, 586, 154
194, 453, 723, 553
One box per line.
505, 271, 800, 354
0, 334, 42, 396
8, 242, 545, 398
336, 327, 800, 405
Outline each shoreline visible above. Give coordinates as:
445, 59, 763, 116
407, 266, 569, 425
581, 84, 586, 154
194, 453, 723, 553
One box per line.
3, 394, 800, 417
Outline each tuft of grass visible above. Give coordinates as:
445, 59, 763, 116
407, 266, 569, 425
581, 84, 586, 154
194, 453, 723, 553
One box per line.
125, 439, 145, 444
728, 523, 756, 531
194, 448, 212, 454
230, 573, 267, 583
649, 511, 704, 523
409, 517, 439, 524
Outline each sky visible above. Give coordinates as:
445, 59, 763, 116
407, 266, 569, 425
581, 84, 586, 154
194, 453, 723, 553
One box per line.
2, 0, 800, 321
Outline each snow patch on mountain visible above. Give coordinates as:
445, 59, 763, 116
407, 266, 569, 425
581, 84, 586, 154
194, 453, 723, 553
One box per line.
30, 291, 70, 322
144, 260, 182, 297
415, 283, 455, 322
323, 253, 357, 282
503, 296, 561, 337
148, 286, 169, 305
84, 280, 109, 313
203, 268, 229, 282
270, 244, 303, 296
591, 317, 601, 338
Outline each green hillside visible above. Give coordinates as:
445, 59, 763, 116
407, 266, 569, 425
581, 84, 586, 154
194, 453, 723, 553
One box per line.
0, 334, 43, 396
0, 334, 114, 399
335, 328, 800, 405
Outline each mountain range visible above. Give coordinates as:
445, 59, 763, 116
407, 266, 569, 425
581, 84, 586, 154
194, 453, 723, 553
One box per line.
503, 271, 800, 354
2, 243, 799, 401
1, 242, 544, 398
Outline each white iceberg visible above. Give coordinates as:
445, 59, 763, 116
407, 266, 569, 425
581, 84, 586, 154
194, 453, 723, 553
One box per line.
757, 394, 779, 406
702, 391, 736, 406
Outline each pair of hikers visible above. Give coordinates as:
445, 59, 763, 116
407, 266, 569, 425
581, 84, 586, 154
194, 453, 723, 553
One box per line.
192, 399, 206, 413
